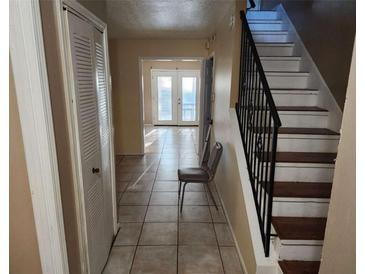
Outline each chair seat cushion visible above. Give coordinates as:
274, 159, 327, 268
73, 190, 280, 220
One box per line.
178, 168, 209, 182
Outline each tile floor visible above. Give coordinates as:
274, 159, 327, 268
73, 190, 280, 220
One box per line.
103, 126, 244, 274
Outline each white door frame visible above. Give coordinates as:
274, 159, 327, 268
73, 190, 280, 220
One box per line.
54, 0, 118, 273
151, 69, 201, 126
9, 0, 69, 273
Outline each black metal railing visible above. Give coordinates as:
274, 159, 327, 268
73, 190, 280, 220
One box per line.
235, 10, 281, 257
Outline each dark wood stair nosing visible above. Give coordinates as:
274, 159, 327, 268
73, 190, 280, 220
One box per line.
279, 260, 320, 274
273, 181, 332, 199
259, 152, 337, 164
272, 217, 327, 241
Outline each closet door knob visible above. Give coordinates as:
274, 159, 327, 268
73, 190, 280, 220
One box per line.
92, 167, 100, 174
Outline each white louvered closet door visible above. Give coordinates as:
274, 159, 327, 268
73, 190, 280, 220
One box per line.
94, 28, 114, 244
66, 12, 110, 274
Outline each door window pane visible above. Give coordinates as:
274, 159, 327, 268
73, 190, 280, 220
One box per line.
181, 77, 197, 121
157, 76, 172, 121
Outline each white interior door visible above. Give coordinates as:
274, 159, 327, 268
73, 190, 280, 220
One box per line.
152, 70, 178, 125
66, 11, 112, 274
152, 69, 200, 126
94, 28, 114, 245
178, 70, 200, 126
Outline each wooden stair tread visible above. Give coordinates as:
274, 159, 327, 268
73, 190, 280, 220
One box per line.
275, 152, 337, 164
276, 106, 328, 112
274, 182, 332, 198
279, 261, 320, 274
272, 217, 327, 240
278, 127, 339, 135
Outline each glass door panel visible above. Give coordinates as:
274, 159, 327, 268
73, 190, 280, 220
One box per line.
157, 76, 173, 121
178, 71, 200, 125
152, 70, 177, 125
181, 77, 197, 122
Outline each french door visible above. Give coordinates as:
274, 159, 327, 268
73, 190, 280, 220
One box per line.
152, 70, 200, 126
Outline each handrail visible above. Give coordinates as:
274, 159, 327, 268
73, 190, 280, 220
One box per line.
235, 10, 281, 257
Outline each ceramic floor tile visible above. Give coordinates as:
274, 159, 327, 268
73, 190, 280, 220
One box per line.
184, 183, 205, 192
119, 192, 151, 206
156, 171, 178, 180
178, 245, 224, 274
125, 181, 154, 192
207, 191, 222, 206
220, 247, 244, 274
179, 206, 212, 223
153, 181, 179, 192
209, 206, 227, 223
114, 223, 143, 246
149, 192, 178, 205
145, 206, 178, 222
179, 223, 217, 246
181, 192, 208, 205
130, 246, 177, 274
118, 206, 147, 223
103, 246, 135, 274
139, 222, 177, 245
214, 223, 235, 246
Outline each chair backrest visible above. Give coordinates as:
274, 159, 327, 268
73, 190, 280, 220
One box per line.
207, 142, 223, 179
200, 124, 212, 167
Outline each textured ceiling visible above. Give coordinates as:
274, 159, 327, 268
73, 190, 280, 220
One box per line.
106, 0, 233, 39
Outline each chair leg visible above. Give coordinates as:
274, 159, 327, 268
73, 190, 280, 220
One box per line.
180, 182, 188, 213
178, 180, 182, 199
206, 183, 218, 211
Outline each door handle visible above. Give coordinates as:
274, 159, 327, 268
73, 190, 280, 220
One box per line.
92, 167, 100, 174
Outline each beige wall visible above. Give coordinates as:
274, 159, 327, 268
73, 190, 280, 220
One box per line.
39, 1, 83, 273
319, 43, 356, 274
209, 1, 258, 274
142, 60, 202, 124
9, 62, 43, 274
109, 39, 208, 154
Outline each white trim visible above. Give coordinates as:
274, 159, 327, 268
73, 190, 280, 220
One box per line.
138, 58, 147, 153
9, 1, 69, 273
103, 26, 118, 234
54, 0, 118, 272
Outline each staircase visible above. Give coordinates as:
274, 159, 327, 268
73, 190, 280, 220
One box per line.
244, 7, 341, 274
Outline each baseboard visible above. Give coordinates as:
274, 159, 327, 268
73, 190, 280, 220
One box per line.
214, 186, 249, 274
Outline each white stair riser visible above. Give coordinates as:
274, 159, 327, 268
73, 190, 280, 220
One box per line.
249, 23, 286, 31
275, 165, 334, 182
253, 33, 290, 43
279, 112, 328, 128
257, 45, 294, 56
276, 244, 323, 261
273, 200, 329, 217
267, 75, 309, 89
247, 11, 279, 20
277, 137, 339, 153
272, 92, 317, 106
262, 59, 301, 72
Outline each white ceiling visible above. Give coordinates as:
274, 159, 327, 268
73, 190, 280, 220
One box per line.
106, 0, 233, 39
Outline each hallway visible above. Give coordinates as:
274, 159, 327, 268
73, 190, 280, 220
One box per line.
104, 126, 244, 274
